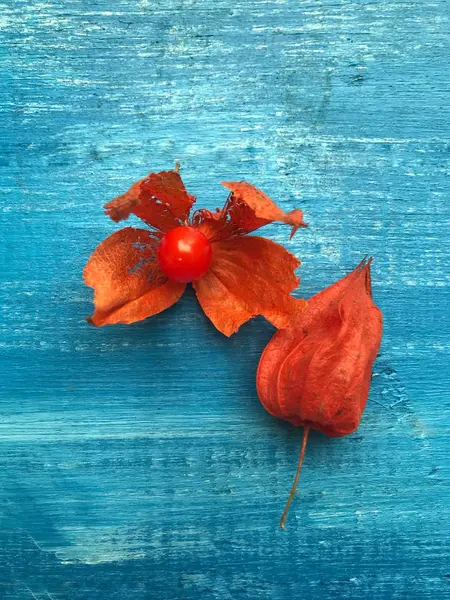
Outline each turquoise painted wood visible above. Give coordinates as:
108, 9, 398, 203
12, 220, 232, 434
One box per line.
1, 1, 449, 598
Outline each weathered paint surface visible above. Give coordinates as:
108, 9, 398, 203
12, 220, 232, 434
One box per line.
1, 1, 449, 598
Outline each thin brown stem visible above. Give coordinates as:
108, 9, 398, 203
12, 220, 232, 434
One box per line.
174, 160, 181, 173
280, 426, 310, 529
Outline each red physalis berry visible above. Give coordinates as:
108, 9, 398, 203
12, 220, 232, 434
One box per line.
157, 226, 212, 283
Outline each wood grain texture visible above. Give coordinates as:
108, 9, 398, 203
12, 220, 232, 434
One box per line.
1, 1, 449, 598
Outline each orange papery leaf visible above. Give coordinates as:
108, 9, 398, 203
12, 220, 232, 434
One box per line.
193, 182, 306, 241
84, 227, 185, 326
193, 236, 304, 336
104, 170, 195, 232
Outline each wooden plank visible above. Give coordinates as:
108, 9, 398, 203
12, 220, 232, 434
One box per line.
1, 1, 449, 598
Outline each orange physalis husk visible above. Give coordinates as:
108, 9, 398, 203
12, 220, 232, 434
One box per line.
84, 168, 307, 336
256, 258, 383, 527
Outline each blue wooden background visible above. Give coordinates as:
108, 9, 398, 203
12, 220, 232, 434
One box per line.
1, 1, 449, 598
